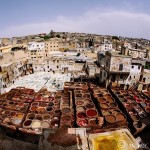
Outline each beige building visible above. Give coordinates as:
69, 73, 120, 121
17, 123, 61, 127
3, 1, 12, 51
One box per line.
0, 49, 31, 90
45, 38, 60, 52
99, 51, 132, 88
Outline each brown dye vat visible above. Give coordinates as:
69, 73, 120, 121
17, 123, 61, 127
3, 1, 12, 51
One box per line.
24, 119, 32, 127
145, 107, 150, 113
62, 107, 71, 114
84, 99, 93, 104
75, 94, 82, 97
100, 103, 109, 109
48, 102, 54, 106
32, 102, 39, 106
39, 103, 47, 107
61, 115, 71, 122
111, 109, 121, 115
30, 106, 38, 111
27, 113, 35, 120
120, 98, 127, 102
46, 106, 53, 112
85, 103, 95, 109
10, 111, 16, 116
35, 115, 43, 121
83, 94, 91, 99
89, 118, 97, 125
97, 97, 106, 103
4, 110, 10, 115
109, 103, 118, 108
43, 114, 51, 120
104, 93, 111, 97
115, 113, 125, 121
107, 98, 114, 103
54, 109, 61, 114
105, 115, 116, 123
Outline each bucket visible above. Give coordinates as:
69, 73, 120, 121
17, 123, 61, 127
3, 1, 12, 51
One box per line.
23, 119, 32, 128
43, 114, 51, 120
31, 120, 42, 129
76, 100, 84, 106
27, 113, 35, 120
86, 109, 98, 118
77, 112, 86, 119
105, 115, 116, 123
77, 118, 88, 127
41, 121, 50, 128
35, 114, 43, 121
100, 103, 109, 109
115, 113, 126, 121
89, 118, 97, 125
85, 103, 95, 109
61, 107, 71, 114
97, 97, 106, 103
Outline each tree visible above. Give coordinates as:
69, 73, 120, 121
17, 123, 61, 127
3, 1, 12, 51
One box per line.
56, 34, 61, 38
76, 53, 81, 56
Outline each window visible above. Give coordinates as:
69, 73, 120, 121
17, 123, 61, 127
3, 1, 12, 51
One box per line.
131, 66, 134, 68
47, 66, 49, 68
106, 61, 109, 67
120, 74, 124, 80
119, 64, 123, 71
0, 66, 2, 72
143, 78, 146, 82
138, 66, 140, 69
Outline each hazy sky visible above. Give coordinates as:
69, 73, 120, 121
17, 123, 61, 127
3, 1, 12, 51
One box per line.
1, 0, 150, 39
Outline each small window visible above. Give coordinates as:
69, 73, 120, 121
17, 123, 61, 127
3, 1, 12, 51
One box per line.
128, 76, 131, 81
138, 66, 140, 69
120, 75, 123, 79
131, 66, 134, 68
119, 64, 123, 71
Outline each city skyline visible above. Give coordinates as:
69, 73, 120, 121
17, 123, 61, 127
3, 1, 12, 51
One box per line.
0, 0, 150, 39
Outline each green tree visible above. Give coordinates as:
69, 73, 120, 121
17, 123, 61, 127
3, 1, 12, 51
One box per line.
76, 53, 81, 56
56, 34, 61, 38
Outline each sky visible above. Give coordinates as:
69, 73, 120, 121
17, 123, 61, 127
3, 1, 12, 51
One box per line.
0, 0, 150, 39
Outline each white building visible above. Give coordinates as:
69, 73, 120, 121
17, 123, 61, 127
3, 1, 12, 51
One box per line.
28, 42, 45, 51
96, 39, 112, 52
